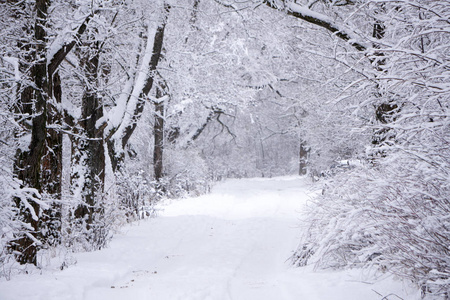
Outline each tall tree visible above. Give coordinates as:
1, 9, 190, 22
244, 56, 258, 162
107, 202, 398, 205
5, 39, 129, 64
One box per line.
11, 0, 94, 264
12, 0, 53, 265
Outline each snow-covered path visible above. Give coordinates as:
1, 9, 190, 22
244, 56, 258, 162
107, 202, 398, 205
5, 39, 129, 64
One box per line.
0, 177, 418, 300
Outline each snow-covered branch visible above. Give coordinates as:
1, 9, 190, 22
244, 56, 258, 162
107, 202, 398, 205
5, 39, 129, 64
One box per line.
263, 0, 367, 51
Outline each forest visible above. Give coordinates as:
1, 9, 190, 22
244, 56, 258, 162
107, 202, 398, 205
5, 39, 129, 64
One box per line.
0, 0, 448, 298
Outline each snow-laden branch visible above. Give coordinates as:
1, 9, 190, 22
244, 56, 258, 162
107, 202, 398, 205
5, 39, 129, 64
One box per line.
9, 186, 48, 222
263, 0, 367, 51
47, 12, 96, 77
103, 4, 170, 171
108, 23, 158, 147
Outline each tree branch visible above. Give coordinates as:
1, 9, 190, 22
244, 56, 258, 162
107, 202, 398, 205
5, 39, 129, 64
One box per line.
263, 0, 366, 51
47, 12, 96, 77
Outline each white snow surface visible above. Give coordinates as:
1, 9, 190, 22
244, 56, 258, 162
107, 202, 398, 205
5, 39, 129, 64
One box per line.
0, 176, 419, 300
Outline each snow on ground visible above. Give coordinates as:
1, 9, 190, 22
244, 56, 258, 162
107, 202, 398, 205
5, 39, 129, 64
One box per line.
0, 176, 420, 300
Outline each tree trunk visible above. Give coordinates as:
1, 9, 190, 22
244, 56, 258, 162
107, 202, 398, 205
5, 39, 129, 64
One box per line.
370, 18, 398, 148
11, 1, 94, 264
153, 84, 166, 183
39, 72, 63, 247
12, 0, 49, 265
299, 141, 309, 176
70, 41, 105, 247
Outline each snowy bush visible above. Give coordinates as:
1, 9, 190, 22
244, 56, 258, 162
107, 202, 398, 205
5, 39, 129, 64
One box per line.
62, 203, 114, 253
295, 150, 450, 297
112, 169, 154, 222
0, 189, 23, 279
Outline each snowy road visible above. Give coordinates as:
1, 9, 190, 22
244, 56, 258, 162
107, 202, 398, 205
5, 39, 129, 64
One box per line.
0, 177, 418, 300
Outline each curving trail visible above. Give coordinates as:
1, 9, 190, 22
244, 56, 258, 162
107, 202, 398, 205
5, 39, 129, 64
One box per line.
0, 177, 417, 300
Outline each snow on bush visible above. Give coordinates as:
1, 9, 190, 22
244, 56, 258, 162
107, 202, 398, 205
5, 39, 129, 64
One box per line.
294, 110, 450, 298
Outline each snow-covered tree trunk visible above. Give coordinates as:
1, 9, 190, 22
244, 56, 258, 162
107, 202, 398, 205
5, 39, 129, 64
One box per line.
70, 37, 106, 247
11, 1, 94, 264
39, 71, 63, 249
12, 0, 52, 265
106, 3, 170, 173
298, 141, 308, 175
153, 82, 168, 184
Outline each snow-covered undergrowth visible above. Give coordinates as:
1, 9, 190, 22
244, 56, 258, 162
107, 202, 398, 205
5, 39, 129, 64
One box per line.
0, 177, 419, 299
294, 156, 450, 299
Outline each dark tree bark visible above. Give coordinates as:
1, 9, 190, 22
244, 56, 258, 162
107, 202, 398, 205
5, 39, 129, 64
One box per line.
299, 141, 309, 175
190, 0, 200, 26
185, 0, 200, 43
11, 1, 94, 264
153, 84, 166, 183
39, 72, 63, 247
370, 17, 398, 147
12, 0, 50, 265
70, 41, 105, 245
